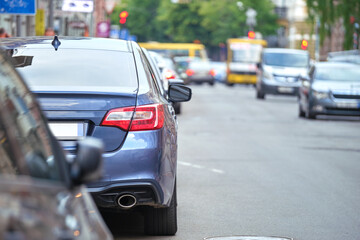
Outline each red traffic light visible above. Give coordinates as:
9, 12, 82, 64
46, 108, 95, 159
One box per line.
119, 18, 127, 24
119, 11, 129, 19
301, 39, 308, 50
248, 31, 255, 39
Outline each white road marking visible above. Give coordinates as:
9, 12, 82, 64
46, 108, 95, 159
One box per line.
178, 161, 224, 174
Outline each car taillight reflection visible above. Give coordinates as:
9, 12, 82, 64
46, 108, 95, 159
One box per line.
209, 69, 216, 77
101, 104, 164, 131
186, 69, 195, 76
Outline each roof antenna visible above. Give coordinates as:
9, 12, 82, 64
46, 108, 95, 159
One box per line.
52, 36, 61, 51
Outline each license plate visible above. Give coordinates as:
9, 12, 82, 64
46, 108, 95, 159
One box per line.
336, 102, 359, 109
278, 87, 294, 93
49, 122, 86, 140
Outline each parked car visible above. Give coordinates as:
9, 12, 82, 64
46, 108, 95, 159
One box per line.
256, 48, 310, 99
1, 36, 191, 236
174, 56, 216, 86
298, 62, 360, 119
0, 50, 112, 240
147, 50, 184, 114
327, 50, 360, 64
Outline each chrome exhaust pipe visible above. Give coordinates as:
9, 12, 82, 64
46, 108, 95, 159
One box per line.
117, 194, 137, 209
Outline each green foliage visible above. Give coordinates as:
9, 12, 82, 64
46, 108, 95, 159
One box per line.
307, 0, 360, 50
111, 0, 279, 48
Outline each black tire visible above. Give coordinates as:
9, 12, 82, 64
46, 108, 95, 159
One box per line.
306, 105, 316, 119
226, 82, 234, 87
144, 185, 177, 236
209, 81, 215, 86
174, 103, 181, 115
299, 105, 306, 118
256, 90, 265, 99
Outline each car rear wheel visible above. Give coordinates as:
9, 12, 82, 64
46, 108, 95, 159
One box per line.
306, 105, 316, 119
299, 105, 306, 117
144, 184, 177, 236
256, 89, 265, 99
174, 103, 181, 114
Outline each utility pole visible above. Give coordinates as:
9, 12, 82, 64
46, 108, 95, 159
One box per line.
48, 0, 54, 28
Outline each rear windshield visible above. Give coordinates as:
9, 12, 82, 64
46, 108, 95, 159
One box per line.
12, 49, 137, 92
315, 65, 360, 82
263, 52, 309, 68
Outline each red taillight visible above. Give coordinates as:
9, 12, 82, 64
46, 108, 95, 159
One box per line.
164, 69, 176, 80
186, 69, 194, 76
209, 69, 216, 77
101, 104, 164, 131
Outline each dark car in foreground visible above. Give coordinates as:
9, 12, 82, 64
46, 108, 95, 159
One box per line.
256, 48, 310, 99
0, 50, 112, 239
299, 62, 360, 119
1, 36, 192, 235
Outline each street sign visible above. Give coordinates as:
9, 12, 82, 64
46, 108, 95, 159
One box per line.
96, 21, 110, 38
119, 28, 129, 40
0, 0, 36, 15
62, 0, 94, 13
129, 35, 137, 42
35, 9, 45, 36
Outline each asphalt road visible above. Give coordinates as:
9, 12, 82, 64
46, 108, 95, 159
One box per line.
111, 84, 360, 240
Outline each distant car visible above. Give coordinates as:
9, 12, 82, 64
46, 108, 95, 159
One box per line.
174, 56, 215, 86
327, 50, 360, 64
0, 50, 112, 240
256, 48, 310, 99
210, 61, 227, 83
147, 50, 184, 114
1, 36, 192, 236
298, 62, 360, 119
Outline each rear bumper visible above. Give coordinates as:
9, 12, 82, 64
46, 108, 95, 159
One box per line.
86, 129, 176, 209
88, 180, 162, 209
188, 75, 215, 83
260, 78, 300, 96
310, 98, 360, 116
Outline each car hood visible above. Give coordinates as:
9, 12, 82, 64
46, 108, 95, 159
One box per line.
312, 80, 360, 93
264, 65, 308, 77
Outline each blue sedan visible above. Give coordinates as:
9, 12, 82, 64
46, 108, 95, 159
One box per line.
1, 37, 191, 235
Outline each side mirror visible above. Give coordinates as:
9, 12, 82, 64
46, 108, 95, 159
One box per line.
71, 137, 104, 185
168, 84, 192, 102
256, 62, 262, 69
299, 74, 310, 88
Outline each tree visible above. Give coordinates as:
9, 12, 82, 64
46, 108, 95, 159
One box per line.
307, 0, 360, 49
111, 0, 167, 42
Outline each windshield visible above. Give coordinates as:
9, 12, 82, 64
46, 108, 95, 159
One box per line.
13, 49, 137, 92
230, 43, 262, 63
315, 65, 360, 81
0, 53, 61, 181
263, 52, 309, 68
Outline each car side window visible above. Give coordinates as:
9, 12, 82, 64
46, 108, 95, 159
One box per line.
139, 51, 163, 97
0, 54, 61, 181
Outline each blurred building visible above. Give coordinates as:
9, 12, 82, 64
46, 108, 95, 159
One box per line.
0, 0, 118, 37
271, 0, 346, 61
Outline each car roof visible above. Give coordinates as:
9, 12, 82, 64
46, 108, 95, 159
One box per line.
315, 61, 359, 68
0, 36, 133, 52
263, 48, 309, 55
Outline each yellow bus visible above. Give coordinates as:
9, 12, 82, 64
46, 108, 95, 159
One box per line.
226, 38, 267, 85
139, 42, 208, 60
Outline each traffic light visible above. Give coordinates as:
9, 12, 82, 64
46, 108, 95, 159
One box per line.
119, 11, 129, 25
301, 39, 308, 50
248, 31, 255, 39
